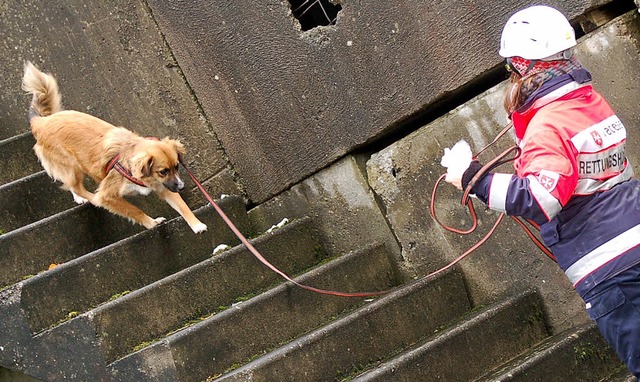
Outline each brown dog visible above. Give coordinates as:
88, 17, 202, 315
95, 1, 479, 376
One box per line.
21, 61, 207, 233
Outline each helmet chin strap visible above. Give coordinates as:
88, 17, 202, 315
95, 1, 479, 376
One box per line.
506, 57, 538, 77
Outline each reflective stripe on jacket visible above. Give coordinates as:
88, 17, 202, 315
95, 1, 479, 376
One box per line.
471, 70, 639, 296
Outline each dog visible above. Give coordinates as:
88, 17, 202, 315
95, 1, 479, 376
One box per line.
21, 61, 207, 233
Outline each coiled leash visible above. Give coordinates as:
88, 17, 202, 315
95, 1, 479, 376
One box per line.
180, 160, 391, 298
429, 122, 556, 270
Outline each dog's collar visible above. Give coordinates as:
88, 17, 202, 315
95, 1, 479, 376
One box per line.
105, 154, 147, 187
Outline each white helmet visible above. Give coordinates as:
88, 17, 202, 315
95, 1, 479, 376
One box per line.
499, 5, 576, 60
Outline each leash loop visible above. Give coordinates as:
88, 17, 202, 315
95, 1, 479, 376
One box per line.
430, 123, 555, 269
462, 145, 521, 205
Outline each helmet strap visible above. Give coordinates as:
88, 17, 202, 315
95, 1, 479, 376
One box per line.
523, 60, 538, 76
506, 57, 538, 77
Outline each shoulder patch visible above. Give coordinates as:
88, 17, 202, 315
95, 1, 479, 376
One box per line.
538, 170, 560, 192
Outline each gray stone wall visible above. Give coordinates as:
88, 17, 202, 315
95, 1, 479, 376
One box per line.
144, 0, 610, 202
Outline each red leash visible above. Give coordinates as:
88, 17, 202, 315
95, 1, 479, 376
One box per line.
430, 124, 556, 263
179, 122, 553, 299
180, 160, 391, 298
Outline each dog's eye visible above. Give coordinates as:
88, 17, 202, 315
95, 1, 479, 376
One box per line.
159, 168, 170, 176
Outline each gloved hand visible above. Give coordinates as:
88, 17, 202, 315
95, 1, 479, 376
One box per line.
440, 140, 472, 190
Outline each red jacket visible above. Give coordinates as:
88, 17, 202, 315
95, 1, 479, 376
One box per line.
471, 70, 639, 296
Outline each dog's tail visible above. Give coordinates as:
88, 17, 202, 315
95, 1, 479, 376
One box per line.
22, 61, 62, 121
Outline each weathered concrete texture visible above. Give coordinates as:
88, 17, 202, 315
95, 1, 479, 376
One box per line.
366, 11, 640, 333
145, 0, 610, 202
0, 0, 237, 197
576, 11, 640, 166
0, 366, 41, 382
247, 156, 405, 279
109, 242, 397, 382
0, 133, 40, 185
477, 324, 622, 382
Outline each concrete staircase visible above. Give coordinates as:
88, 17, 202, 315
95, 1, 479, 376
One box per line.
0, 130, 633, 381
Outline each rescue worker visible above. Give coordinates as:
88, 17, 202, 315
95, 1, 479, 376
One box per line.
443, 5, 640, 377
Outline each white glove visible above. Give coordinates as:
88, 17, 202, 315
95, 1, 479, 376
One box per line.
441, 140, 472, 186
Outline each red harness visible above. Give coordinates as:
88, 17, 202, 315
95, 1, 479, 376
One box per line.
105, 137, 161, 187
105, 154, 147, 187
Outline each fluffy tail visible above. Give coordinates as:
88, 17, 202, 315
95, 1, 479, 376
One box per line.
22, 61, 62, 121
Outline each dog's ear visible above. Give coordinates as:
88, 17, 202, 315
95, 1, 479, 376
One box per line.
141, 156, 154, 177
132, 152, 154, 177
163, 138, 185, 162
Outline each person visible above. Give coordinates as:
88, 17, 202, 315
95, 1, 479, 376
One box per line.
442, 5, 640, 377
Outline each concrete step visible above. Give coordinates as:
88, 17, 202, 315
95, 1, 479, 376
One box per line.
16, 196, 249, 334
0, 188, 222, 288
216, 268, 474, 382
0, 180, 216, 289
348, 290, 548, 382
603, 368, 637, 382
0, 132, 40, 185
0, 205, 144, 289
108, 242, 399, 382
0, 171, 76, 233
477, 323, 625, 382
92, 216, 323, 364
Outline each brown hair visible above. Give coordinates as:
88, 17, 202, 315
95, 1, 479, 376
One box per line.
503, 73, 543, 116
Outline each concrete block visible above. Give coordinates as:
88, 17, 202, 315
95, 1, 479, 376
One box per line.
144, 0, 609, 202
248, 156, 405, 279
0, 205, 144, 288
477, 324, 622, 382
93, 216, 322, 364
0, 172, 75, 233
0, 285, 110, 381
352, 291, 548, 381
0, 133, 39, 185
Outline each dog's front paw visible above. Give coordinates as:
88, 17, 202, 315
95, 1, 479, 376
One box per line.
190, 222, 208, 234
153, 217, 167, 225
144, 217, 167, 229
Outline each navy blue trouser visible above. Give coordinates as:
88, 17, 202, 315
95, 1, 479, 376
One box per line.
583, 264, 640, 377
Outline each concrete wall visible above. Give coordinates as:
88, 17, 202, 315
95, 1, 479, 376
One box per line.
0, 0, 239, 199
366, 10, 640, 332
144, 0, 610, 202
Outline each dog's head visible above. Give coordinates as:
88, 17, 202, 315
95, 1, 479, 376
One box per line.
131, 138, 186, 192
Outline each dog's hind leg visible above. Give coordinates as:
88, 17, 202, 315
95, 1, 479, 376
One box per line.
69, 183, 95, 205
93, 192, 165, 229
62, 170, 95, 205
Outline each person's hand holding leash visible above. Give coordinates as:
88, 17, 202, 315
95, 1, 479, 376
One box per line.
440, 140, 473, 190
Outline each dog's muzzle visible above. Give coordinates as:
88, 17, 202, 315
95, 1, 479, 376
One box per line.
164, 176, 185, 193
